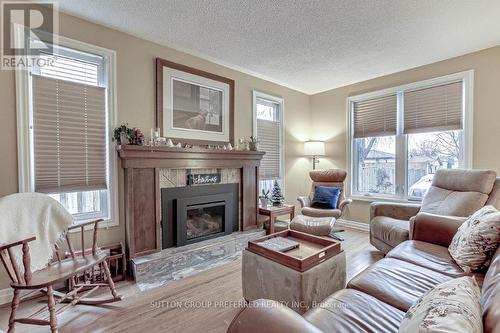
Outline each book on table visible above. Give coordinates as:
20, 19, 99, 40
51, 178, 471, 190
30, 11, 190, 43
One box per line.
259, 237, 300, 252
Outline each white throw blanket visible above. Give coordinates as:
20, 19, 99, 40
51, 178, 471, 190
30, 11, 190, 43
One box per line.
0, 192, 73, 273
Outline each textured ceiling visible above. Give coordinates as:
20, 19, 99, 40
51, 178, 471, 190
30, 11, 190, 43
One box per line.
58, 0, 500, 94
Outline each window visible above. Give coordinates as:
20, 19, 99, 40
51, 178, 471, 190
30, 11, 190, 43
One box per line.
253, 91, 284, 195
17, 36, 117, 225
348, 71, 473, 200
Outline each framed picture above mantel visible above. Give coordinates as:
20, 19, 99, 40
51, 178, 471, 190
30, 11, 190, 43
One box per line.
156, 58, 235, 145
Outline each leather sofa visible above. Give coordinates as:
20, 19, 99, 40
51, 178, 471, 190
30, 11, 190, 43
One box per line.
227, 212, 500, 333
370, 169, 500, 254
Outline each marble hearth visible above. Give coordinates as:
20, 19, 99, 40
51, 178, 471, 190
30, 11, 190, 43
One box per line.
132, 229, 265, 290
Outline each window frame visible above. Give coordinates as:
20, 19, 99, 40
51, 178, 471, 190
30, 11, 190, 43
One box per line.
15, 30, 118, 227
252, 90, 285, 192
346, 70, 474, 202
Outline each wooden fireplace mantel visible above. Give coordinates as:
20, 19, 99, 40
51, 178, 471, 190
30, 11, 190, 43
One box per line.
117, 145, 264, 258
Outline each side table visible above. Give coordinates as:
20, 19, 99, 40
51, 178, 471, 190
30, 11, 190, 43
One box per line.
258, 204, 295, 234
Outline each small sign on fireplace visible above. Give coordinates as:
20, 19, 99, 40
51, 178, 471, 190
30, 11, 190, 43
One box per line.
187, 173, 222, 185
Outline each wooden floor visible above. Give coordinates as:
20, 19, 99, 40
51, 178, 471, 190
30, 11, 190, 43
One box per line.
0, 227, 382, 333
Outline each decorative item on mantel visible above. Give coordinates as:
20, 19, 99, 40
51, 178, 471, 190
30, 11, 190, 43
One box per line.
187, 171, 222, 185
271, 180, 285, 206
249, 136, 259, 151
113, 123, 144, 145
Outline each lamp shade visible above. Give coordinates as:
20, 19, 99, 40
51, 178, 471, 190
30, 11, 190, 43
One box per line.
304, 141, 325, 156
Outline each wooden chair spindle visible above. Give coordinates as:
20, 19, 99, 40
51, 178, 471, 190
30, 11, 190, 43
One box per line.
81, 226, 85, 257
92, 221, 98, 256
22, 241, 32, 285
65, 234, 75, 258
7, 248, 23, 284
54, 244, 61, 262
0, 250, 17, 283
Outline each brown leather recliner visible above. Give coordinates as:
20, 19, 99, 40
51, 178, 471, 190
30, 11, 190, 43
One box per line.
226, 212, 500, 333
297, 169, 352, 219
370, 169, 499, 254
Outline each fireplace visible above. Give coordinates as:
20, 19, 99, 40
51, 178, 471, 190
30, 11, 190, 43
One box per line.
161, 184, 239, 248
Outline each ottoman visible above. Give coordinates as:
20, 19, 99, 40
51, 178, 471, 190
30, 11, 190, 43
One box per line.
242, 249, 346, 314
290, 215, 335, 236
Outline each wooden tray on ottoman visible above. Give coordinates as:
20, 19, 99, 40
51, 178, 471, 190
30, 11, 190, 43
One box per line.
247, 230, 342, 272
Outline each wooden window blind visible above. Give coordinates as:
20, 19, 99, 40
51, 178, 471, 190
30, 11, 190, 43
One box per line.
404, 81, 463, 134
353, 94, 397, 138
257, 119, 281, 180
32, 75, 107, 193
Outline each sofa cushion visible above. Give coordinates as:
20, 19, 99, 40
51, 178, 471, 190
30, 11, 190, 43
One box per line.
304, 289, 404, 333
347, 258, 451, 311
301, 206, 341, 218
420, 186, 489, 216
431, 169, 496, 194
387, 240, 470, 278
481, 247, 500, 333
449, 205, 500, 272
370, 216, 409, 249
398, 276, 482, 333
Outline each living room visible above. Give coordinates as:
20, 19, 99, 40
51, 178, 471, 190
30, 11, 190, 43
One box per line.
0, 1, 499, 332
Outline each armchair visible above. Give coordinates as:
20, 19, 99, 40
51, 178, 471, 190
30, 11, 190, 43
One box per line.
370, 168, 499, 254
297, 169, 352, 219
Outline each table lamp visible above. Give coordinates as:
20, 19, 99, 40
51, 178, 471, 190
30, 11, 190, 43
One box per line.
304, 141, 325, 170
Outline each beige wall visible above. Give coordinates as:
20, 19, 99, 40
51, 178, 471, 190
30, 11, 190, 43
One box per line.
0, 12, 311, 290
310, 45, 500, 223
2, 9, 500, 292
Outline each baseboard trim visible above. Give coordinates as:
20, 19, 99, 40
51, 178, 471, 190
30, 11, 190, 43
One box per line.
337, 218, 369, 232
0, 288, 11, 305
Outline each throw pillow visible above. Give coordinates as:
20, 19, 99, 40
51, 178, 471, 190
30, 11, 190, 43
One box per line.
449, 205, 500, 272
311, 186, 340, 209
399, 276, 482, 333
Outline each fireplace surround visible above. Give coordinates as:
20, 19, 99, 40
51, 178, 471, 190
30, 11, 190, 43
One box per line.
118, 145, 264, 259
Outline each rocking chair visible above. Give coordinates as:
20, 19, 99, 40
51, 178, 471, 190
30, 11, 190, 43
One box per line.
0, 219, 122, 333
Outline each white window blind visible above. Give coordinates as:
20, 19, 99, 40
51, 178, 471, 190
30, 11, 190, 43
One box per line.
353, 94, 397, 138
39, 53, 100, 85
257, 118, 280, 180
32, 74, 107, 193
404, 81, 463, 134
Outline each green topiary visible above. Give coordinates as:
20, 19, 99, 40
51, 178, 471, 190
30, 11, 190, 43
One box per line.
271, 180, 284, 206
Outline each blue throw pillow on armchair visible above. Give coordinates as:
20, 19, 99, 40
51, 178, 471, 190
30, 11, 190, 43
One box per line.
311, 186, 341, 209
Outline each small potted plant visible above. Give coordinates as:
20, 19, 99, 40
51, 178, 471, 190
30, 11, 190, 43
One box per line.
113, 124, 145, 145
249, 136, 259, 151
259, 189, 270, 207
113, 124, 134, 145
